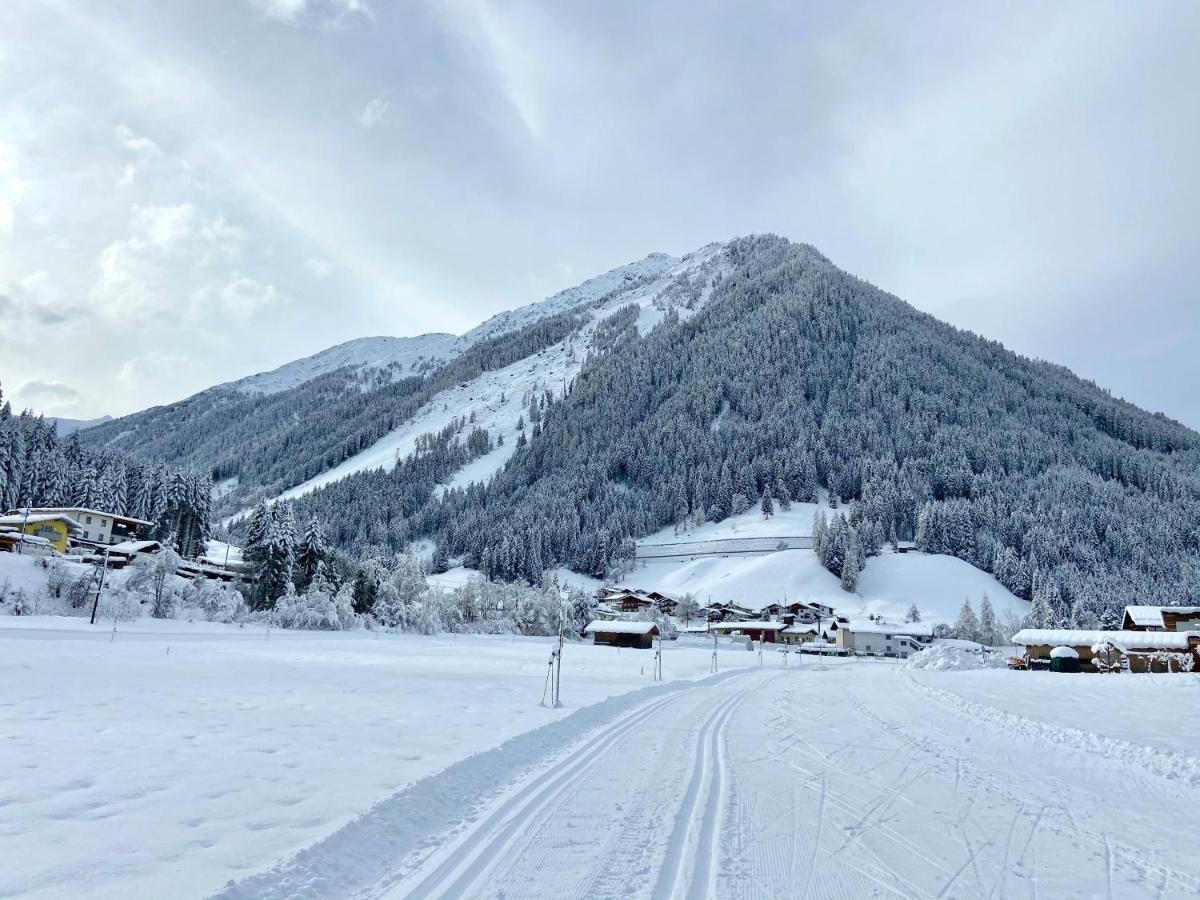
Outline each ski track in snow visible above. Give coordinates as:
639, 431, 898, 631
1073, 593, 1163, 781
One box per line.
220, 660, 1200, 900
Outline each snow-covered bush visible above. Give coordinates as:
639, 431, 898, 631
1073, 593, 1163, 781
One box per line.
906, 641, 1004, 671
272, 577, 359, 631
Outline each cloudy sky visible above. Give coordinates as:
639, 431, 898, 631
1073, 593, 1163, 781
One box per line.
2, 1, 1198, 427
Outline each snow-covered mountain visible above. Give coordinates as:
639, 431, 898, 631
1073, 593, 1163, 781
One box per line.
221, 252, 683, 398
47, 415, 113, 437
225, 334, 459, 396
83, 234, 1200, 627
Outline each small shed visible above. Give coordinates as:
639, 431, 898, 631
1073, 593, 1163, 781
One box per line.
710, 621, 786, 644
584, 620, 659, 649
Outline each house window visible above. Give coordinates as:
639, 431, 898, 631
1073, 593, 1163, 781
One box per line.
86, 515, 93, 524
885, 634, 892, 639
83, 531, 89, 539
101, 518, 108, 527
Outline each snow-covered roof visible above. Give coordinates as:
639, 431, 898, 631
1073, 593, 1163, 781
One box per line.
0, 513, 84, 531
845, 620, 934, 637
584, 620, 658, 635
1049, 646, 1080, 659
107, 540, 160, 556
710, 620, 786, 631
11, 507, 152, 527
782, 623, 818, 634
1123, 606, 1200, 627
1012, 629, 1196, 651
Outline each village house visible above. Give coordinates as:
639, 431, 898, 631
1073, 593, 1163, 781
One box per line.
584, 620, 659, 649
710, 620, 786, 643
0, 511, 83, 554
1012, 628, 1199, 673
1121, 606, 1200, 632
836, 620, 934, 658
780, 623, 819, 645
6, 507, 152, 548
703, 601, 755, 623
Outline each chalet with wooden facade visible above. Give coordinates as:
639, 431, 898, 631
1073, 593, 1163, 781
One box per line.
710, 620, 785, 643
1121, 606, 1200, 633
1012, 629, 1200, 673
584, 620, 659, 649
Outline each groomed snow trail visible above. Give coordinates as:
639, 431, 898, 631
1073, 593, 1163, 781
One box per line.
229, 661, 1200, 900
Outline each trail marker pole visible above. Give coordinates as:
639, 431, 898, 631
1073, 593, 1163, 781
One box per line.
89, 548, 110, 625
711, 630, 718, 674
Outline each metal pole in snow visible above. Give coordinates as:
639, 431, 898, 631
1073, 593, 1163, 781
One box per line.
89, 548, 110, 625
17, 507, 30, 555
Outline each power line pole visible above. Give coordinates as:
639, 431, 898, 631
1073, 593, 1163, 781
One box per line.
17, 507, 30, 555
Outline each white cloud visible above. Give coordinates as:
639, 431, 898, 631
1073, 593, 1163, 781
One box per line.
305, 257, 333, 276
0, 143, 23, 235
114, 123, 161, 159
360, 96, 390, 129
247, 0, 308, 23
218, 276, 281, 319
117, 350, 190, 389
92, 204, 250, 318
13, 380, 83, 416
247, 0, 372, 27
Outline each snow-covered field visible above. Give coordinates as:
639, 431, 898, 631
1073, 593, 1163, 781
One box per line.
0, 616, 752, 899
6, 614, 1199, 899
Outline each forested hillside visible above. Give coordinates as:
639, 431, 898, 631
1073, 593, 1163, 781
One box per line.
0, 386, 212, 555
284, 236, 1200, 626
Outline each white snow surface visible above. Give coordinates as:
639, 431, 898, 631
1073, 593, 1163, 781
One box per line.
8, 609, 1200, 899
228, 660, 1200, 899
0, 615, 754, 900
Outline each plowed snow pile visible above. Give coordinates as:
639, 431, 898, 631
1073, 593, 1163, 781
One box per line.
906, 641, 1004, 670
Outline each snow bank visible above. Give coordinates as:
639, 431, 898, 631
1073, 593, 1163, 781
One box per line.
905, 641, 1004, 671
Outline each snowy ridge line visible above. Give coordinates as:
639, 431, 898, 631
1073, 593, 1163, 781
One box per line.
906, 675, 1200, 786
212, 668, 751, 900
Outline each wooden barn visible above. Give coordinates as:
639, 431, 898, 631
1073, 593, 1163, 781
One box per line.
1012, 629, 1199, 673
710, 621, 785, 643
584, 620, 659, 649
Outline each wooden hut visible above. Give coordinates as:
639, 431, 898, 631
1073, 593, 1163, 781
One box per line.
584, 620, 659, 649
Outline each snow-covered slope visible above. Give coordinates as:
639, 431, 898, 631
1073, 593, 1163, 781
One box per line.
259, 242, 732, 511
460, 252, 678, 345
226, 334, 460, 395
626, 504, 1027, 625
225, 253, 685, 398
48, 415, 113, 436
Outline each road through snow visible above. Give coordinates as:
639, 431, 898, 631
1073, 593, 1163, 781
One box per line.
234, 661, 1200, 899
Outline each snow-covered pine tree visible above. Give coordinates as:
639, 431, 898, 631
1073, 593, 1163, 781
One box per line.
954, 598, 982, 643
761, 488, 774, 519
775, 480, 792, 511
905, 603, 921, 623
978, 594, 998, 646
295, 516, 327, 591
